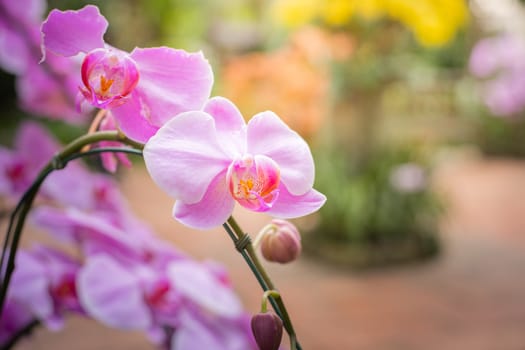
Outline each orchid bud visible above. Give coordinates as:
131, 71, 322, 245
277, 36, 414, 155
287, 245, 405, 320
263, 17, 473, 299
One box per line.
260, 219, 301, 264
251, 311, 283, 350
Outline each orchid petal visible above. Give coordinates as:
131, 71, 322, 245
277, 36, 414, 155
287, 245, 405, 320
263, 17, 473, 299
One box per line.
10, 251, 53, 320
0, 26, 31, 74
100, 151, 118, 173
110, 92, 160, 143
247, 111, 314, 195
167, 260, 242, 317
15, 122, 59, 168
204, 97, 246, 157
1, 0, 45, 24
267, 184, 326, 218
144, 111, 231, 204
173, 171, 235, 230
131, 47, 213, 126
78, 255, 152, 330
171, 313, 224, 350
41, 5, 107, 59
42, 163, 97, 210
17, 61, 83, 122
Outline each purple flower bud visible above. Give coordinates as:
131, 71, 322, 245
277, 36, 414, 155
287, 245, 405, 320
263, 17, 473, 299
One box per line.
260, 219, 301, 264
250, 311, 283, 350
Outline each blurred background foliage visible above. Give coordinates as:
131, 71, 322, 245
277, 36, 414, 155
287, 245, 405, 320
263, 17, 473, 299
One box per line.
4, 0, 525, 267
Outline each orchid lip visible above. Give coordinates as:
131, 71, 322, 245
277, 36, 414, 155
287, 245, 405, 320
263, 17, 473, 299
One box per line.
80, 48, 139, 109
226, 154, 281, 212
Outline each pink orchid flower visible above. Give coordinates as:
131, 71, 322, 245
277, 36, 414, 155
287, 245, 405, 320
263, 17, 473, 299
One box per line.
9, 246, 83, 331
0, 0, 90, 122
41, 5, 214, 142
143, 97, 326, 230
0, 0, 45, 75
469, 34, 525, 116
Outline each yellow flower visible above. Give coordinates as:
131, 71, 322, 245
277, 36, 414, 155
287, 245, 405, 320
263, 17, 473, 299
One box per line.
385, 0, 469, 46
354, 0, 386, 20
271, 0, 469, 47
321, 0, 355, 26
271, 0, 319, 28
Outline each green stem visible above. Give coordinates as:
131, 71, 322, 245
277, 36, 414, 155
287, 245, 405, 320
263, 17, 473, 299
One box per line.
225, 216, 300, 350
252, 223, 277, 249
0, 132, 144, 315
221, 223, 270, 292
261, 290, 281, 313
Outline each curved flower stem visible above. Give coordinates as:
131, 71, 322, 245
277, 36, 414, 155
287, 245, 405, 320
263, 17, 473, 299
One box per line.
225, 216, 300, 350
0, 131, 144, 315
252, 223, 277, 249
261, 290, 281, 313
0, 319, 40, 350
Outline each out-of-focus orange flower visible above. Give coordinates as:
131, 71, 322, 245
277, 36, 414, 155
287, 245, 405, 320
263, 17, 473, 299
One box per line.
220, 27, 354, 141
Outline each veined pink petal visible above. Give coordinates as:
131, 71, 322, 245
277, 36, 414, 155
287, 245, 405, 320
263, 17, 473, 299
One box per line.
110, 91, 160, 143
204, 97, 247, 157
131, 47, 213, 126
267, 184, 326, 219
247, 111, 315, 196
144, 111, 231, 204
173, 171, 235, 230
77, 254, 152, 330
41, 5, 107, 59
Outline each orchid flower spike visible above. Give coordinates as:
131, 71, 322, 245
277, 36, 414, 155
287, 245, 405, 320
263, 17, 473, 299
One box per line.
41, 5, 213, 142
144, 96, 326, 230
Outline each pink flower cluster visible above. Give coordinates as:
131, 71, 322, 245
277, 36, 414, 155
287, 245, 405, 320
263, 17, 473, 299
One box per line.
469, 34, 525, 117
1, 2, 327, 348
0, 123, 257, 349
37, 5, 326, 229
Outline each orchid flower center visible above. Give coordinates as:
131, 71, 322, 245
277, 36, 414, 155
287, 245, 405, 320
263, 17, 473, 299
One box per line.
145, 279, 171, 308
50, 274, 83, 312
80, 48, 139, 109
226, 154, 280, 212
5, 162, 24, 182
52, 278, 77, 299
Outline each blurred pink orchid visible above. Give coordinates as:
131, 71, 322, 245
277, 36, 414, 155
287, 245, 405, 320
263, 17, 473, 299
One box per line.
26, 204, 256, 348
469, 34, 525, 117
0, 121, 57, 198
76, 251, 253, 349
0, 0, 88, 122
41, 5, 214, 142
8, 246, 83, 331
0, 122, 132, 218
144, 96, 326, 229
